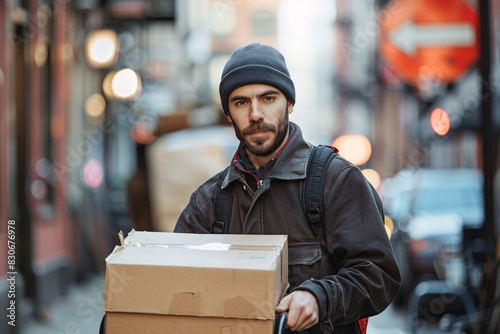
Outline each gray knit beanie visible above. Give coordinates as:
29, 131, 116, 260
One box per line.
219, 42, 295, 116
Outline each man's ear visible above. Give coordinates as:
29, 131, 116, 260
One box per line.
287, 100, 295, 114
226, 115, 233, 123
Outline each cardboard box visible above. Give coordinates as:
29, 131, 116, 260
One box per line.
105, 312, 275, 334
104, 230, 288, 332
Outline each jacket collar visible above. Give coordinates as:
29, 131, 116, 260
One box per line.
221, 122, 312, 189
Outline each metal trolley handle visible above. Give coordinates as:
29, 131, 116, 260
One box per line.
274, 311, 288, 334
99, 313, 106, 334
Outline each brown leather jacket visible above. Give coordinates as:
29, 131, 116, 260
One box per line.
174, 124, 401, 333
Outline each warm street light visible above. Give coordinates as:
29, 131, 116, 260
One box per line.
85, 29, 119, 68
111, 68, 142, 100
85, 93, 106, 117
361, 168, 381, 189
332, 134, 372, 166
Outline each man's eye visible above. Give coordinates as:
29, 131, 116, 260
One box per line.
263, 96, 275, 102
235, 100, 246, 106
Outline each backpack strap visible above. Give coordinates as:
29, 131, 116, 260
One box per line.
213, 168, 230, 234
305, 145, 369, 334
303, 145, 338, 246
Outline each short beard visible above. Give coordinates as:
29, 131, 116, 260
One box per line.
233, 108, 289, 157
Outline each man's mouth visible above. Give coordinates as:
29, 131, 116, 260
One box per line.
248, 130, 270, 137
243, 123, 275, 137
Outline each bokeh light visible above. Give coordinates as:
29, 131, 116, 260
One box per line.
430, 107, 451, 136
102, 71, 116, 100
111, 68, 142, 100
82, 159, 104, 188
131, 120, 156, 144
362, 168, 381, 190
85, 30, 119, 68
332, 134, 372, 166
384, 215, 394, 239
85, 93, 106, 117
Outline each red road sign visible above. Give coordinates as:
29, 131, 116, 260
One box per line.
379, 0, 479, 87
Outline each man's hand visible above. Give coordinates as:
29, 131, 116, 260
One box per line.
276, 290, 319, 331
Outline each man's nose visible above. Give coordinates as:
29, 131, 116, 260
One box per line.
250, 101, 264, 121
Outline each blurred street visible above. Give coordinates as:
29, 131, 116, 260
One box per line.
1, 0, 499, 333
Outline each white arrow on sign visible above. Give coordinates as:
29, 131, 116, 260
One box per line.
389, 20, 475, 56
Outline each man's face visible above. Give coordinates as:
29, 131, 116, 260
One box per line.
227, 84, 294, 162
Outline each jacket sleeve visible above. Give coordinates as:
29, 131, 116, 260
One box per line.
294, 157, 401, 326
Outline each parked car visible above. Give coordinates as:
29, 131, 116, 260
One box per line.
381, 168, 484, 307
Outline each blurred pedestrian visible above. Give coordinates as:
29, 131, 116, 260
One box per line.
174, 42, 401, 334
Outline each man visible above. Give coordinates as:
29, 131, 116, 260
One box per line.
174, 42, 401, 334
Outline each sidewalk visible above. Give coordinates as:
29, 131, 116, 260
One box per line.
20, 274, 106, 334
